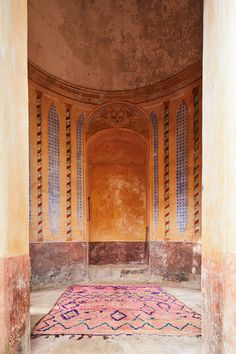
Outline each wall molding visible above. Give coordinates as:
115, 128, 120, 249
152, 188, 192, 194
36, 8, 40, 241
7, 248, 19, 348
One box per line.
28, 60, 202, 105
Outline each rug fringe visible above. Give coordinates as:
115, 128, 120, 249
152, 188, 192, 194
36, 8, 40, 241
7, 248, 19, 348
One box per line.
31, 332, 202, 340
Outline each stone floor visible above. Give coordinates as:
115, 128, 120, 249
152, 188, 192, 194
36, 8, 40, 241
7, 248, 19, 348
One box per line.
30, 285, 202, 354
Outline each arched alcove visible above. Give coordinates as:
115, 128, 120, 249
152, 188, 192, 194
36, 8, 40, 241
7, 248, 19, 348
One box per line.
84, 103, 151, 265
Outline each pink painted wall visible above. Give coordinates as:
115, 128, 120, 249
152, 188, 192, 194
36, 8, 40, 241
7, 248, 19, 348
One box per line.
203, 1, 236, 352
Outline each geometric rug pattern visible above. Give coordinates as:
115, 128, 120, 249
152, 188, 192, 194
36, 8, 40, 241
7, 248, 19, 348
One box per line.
32, 285, 201, 337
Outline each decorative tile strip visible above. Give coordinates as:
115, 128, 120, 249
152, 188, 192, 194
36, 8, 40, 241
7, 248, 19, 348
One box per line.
176, 100, 189, 232
164, 102, 170, 236
66, 109, 72, 240
36, 95, 43, 240
150, 112, 158, 228
77, 113, 85, 234
48, 103, 60, 235
193, 89, 200, 239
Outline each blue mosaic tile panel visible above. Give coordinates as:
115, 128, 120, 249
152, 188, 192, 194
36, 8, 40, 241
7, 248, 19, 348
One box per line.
77, 113, 85, 233
150, 112, 158, 228
164, 103, 170, 236
37, 96, 43, 239
176, 100, 189, 232
48, 103, 60, 235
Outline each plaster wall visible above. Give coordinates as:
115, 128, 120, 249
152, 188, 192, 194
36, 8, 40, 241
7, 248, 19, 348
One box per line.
0, 0, 28, 258
88, 130, 148, 242
28, 0, 202, 91
29, 70, 202, 288
0, 0, 30, 352
203, 1, 236, 352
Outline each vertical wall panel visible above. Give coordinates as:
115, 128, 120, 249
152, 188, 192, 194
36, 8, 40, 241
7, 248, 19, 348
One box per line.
36, 95, 43, 240
193, 89, 200, 239
176, 101, 189, 232
150, 112, 158, 229
66, 109, 72, 240
48, 103, 60, 235
164, 102, 170, 236
77, 113, 85, 233
29, 88, 38, 241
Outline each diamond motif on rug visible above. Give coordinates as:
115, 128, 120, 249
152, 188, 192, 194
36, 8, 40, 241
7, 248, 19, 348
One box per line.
61, 309, 79, 320
32, 285, 201, 337
111, 310, 127, 321
141, 305, 155, 315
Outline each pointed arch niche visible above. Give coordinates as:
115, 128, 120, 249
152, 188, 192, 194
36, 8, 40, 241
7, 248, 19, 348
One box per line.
48, 103, 60, 236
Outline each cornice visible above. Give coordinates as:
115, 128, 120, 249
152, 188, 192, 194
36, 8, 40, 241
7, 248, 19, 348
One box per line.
28, 60, 202, 105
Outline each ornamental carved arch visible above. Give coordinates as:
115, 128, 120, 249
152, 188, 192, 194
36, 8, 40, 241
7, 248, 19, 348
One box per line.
85, 102, 150, 141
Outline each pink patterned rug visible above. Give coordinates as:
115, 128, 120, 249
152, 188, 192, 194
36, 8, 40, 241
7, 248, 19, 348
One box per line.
32, 285, 201, 337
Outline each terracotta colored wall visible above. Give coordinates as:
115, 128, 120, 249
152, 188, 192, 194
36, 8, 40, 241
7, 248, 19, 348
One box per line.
202, 1, 236, 352
29, 81, 202, 244
0, 0, 30, 352
88, 130, 148, 242
29, 65, 202, 287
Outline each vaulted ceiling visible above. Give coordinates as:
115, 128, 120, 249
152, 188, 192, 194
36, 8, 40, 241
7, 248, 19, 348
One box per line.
28, 0, 202, 91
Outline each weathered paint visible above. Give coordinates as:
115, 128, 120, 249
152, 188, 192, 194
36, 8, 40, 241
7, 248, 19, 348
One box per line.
29, 76, 202, 290
203, 0, 236, 352
28, 0, 202, 90
29, 65, 202, 243
30, 242, 87, 289
0, 0, 28, 257
89, 242, 147, 265
150, 241, 201, 288
3, 256, 30, 353
0, 0, 29, 352
88, 129, 148, 242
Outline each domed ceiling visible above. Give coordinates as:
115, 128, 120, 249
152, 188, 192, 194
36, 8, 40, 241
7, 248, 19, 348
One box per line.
28, 0, 202, 91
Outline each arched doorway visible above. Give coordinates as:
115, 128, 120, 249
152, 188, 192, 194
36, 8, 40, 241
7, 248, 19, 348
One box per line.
84, 103, 151, 266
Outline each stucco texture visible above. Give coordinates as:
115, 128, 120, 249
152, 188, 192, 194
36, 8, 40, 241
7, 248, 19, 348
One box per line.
88, 130, 148, 242
0, 0, 29, 352
28, 0, 202, 91
202, 0, 236, 352
0, 0, 29, 257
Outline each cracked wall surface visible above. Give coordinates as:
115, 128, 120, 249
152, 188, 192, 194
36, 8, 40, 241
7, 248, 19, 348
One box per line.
28, 0, 202, 90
